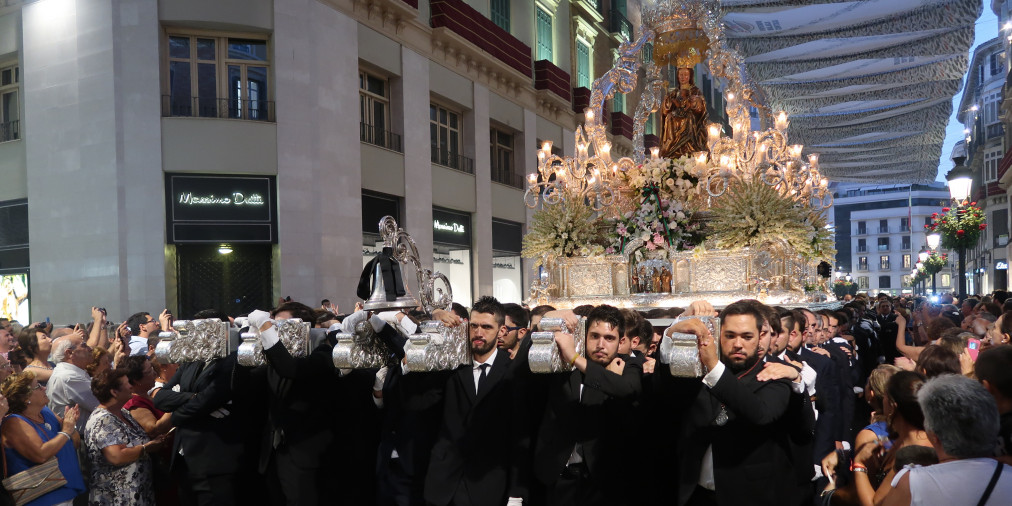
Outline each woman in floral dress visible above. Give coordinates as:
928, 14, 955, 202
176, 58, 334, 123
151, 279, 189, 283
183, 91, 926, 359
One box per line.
83, 369, 169, 505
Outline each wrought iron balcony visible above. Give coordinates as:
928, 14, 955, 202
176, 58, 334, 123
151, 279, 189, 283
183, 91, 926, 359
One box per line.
162, 95, 275, 122
431, 146, 474, 174
361, 123, 403, 153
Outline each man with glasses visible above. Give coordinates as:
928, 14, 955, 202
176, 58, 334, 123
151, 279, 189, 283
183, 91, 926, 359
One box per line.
498, 303, 530, 359
125, 310, 171, 356
46, 335, 98, 432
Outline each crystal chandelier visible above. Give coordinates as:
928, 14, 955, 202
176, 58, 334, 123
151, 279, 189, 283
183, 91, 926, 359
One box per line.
523, 0, 833, 211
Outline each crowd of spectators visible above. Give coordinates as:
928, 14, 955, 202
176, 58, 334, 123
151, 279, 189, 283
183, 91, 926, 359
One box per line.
0, 290, 1008, 505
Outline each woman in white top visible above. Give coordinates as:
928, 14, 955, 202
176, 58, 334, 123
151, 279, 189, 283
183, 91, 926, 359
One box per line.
881, 374, 1012, 505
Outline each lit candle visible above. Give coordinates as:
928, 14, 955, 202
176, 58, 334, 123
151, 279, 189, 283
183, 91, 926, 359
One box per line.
537, 151, 545, 162
820, 177, 828, 187
528, 173, 537, 185
600, 141, 612, 159
726, 91, 735, 105
695, 151, 708, 166
757, 143, 767, 164
808, 153, 819, 168
790, 145, 803, 159
542, 140, 553, 154
708, 124, 721, 145
586, 109, 595, 122
651, 147, 660, 159
775, 111, 788, 131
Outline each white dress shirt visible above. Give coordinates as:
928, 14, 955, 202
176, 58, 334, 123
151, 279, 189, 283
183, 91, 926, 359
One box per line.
472, 348, 498, 394
47, 361, 100, 432
128, 335, 148, 356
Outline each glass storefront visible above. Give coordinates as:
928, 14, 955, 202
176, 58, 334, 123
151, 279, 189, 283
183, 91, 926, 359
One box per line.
492, 219, 524, 304
433, 208, 473, 305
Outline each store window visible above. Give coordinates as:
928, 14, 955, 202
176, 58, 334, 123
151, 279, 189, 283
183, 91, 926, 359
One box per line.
857, 276, 869, 290
166, 35, 272, 121
0, 63, 19, 142
433, 208, 473, 305
879, 276, 891, 289
492, 219, 524, 303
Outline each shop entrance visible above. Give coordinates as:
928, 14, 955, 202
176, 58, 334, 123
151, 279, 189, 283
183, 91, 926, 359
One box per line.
176, 244, 273, 318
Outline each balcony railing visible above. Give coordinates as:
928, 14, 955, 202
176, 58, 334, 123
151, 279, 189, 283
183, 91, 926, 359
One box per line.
857, 246, 868, 253
162, 95, 275, 122
431, 147, 474, 174
0, 120, 18, 142
877, 226, 889, 234
880, 262, 891, 270
877, 244, 890, 252
858, 263, 869, 271
491, 164, 524, 189
900, 225, 910, 232
609, 10, 633, 41
856, 228, 868, 235
361, 123, 403, 152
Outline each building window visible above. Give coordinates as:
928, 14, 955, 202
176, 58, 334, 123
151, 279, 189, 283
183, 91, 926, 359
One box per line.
941, 273, 951, 287
645, 112, 657, 136
613, 94, 624, 114
431, 104, 472, 173
879, 276, 891, 289
491, 0, 510, 32
360, 71, 401, 152
0, 63, 18, 142
878, 219, 888, 234
878, 237, 889, 251
880, 255, 890, 270
857, 221, 867, 234
900, 217, 909, 232
902, 236, 910, 250
985, 145, 1002, 182
990, 52, 1005, 78
857, 238, 867, 252
491, 127, 521, 188
858, 257, 868, 271
902, 254, 911, 269
984, 90, 1001, 126
901, 275, 912, 288
576, 39, 591, 89
165, 35, 273, 121
858, 276, 869, 290
535, 6, 553, 62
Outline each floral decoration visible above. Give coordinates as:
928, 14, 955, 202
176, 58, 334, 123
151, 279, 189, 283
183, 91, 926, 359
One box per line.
521, 196, 606, 267
925, 203, 986, 250
606, 156, 704, 257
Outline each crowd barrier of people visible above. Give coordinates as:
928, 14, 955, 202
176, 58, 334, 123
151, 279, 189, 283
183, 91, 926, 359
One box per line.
0, 290, 1009, 506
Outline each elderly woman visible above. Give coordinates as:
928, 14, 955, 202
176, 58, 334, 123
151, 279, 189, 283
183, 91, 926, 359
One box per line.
0, 372, 85, 506
85, 347, 111, 378
18, 327, 54, 385
881, 374, 1011, 505
121, 356, 172, 437
84, 368, 168, 505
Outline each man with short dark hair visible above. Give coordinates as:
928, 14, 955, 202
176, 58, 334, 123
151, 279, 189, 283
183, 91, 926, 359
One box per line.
425, 296, 528, 506
976, 345, 1012, 460
652, 300, 794, 505
534, 305, 641, 505
498, 303, 530, 358
126, 310, 170, 356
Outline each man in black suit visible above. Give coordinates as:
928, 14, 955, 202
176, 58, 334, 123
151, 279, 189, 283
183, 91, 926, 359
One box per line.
242, 305, 341, 506
424, 296, 528, 506
534, 305, 642, 505
653, 300, 794, 506
796, 309, 843, 470
153, 351, 245, 505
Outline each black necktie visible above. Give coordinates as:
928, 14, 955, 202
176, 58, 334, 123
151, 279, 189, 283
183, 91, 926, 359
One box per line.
477, 363, 490, 393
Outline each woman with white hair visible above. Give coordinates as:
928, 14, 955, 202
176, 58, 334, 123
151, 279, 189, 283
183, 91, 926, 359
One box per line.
881, 374, 1012, 505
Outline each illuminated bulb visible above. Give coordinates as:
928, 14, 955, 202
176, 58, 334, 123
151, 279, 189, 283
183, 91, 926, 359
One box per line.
528, 173, 537, 184
600, 141, 611, 157
790, 145, 803, 158
726, 92, 735, 103
586, 109, 595, 121
695, 152, 708, 165
651, 147, 660, 159
775, 111, 788, 131
542, 140, 553, 153
820, 177, 828, 187
719, 155, 731, 167
971, 104, 979, 111
537, 151, 545, 161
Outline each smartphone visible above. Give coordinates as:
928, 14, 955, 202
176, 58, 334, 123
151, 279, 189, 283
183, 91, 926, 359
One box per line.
967, 338, 981, 362
45, 317, 50, 325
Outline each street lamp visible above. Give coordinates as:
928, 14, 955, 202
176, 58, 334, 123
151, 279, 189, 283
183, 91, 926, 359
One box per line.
946, 156, 973, 299
926, 232, 941, 251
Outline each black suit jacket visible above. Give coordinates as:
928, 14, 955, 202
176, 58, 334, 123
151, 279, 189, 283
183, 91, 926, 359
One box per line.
655, 359, 794, 506
424, 350, 529, 506
253, 338, 340, 472
799, 347, 841, 462
769, 353, 816, 504
534, 359, 641, 493
376, 364, 452, 478
153, 354, 244, 476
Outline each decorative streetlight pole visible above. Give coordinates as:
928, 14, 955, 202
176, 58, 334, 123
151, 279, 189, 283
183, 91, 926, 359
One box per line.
927, 232, 941, 294
945, 157, 974, 300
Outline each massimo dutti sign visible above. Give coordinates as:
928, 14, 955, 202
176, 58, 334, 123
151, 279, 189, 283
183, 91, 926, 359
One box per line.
165, 174, 277, 243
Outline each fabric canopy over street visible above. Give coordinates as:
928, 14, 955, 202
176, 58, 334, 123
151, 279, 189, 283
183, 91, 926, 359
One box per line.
721, 0, 981, 182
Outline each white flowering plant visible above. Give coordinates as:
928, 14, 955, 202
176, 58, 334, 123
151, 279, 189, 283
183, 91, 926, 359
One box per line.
606, 156, 703, 255
521, 196, 606, 267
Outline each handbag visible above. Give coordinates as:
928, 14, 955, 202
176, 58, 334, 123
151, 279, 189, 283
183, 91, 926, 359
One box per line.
1, 425, 68, 506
